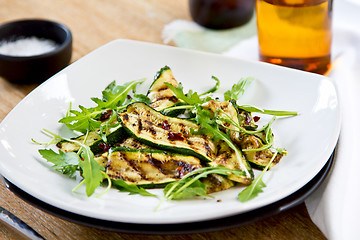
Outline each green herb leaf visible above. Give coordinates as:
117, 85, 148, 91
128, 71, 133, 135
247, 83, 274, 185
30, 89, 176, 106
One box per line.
162, 167, 245, 202
132, 93, 151, 105
78, 144, 105, 197
96, 78, 146, 109
98, 110, 120, 142
59, 78, 146, 133
39, 149, 80, 177
238, 174, 266, 202
193, 106, 252, 179
165, 83, 205, 105
59, 106, 102, 134
237, 105, 298, 116
164, 179, 209, 200
238, 151, 278, 202
40, 129, 105, 197
224, 77, 253, 101
199, 76, 220, 96
112, 179, 157, 197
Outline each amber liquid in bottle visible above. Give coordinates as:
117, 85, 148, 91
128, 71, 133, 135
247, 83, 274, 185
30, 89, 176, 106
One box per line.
256, 0, 332, 74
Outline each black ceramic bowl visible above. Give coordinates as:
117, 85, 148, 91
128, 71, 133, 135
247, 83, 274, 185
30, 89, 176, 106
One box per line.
0, 19, 72, 83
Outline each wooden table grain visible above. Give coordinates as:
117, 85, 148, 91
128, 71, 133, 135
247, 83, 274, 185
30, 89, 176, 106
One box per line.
0, 1, 327, 239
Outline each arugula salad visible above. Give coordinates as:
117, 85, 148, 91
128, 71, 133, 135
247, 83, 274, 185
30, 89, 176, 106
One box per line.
34, 66, 297, 206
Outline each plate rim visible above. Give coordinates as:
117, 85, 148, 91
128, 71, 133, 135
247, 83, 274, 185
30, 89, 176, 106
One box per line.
0, 39, 341, 224
2, 149, 336, 234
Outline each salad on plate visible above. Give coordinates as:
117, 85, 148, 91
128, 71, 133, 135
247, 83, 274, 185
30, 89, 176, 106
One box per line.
34, 66, 297, 207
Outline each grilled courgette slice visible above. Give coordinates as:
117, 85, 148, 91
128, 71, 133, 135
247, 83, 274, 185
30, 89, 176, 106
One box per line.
56, 125, 126, 155
202, 100, 254, 184
118, 102, 217, 164
147, 66, 179, 111
202, 100, 241, 141
236, 133, 283, 170
56, 131, 100, 153
106, 148, 202, 185
119, 102, 253, 184
107, 147, 235, 193
115, 137, 152, 150
201, 173, 235, 194
211, 140, 253, 185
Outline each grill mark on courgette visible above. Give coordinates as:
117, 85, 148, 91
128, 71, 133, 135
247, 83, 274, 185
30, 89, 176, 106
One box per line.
147, 156, 165, 175
154, 95, 178, 103
127, 158, 147, 180
204, 142, 212, 158
201, 173, 234, 194
186, 138, 193, 146
126, 157, 144, 177
106, 149, 203, 184
157, 87, 168, 92
106, 152, 140, 182
120, 153, 143, 179
137, 118, 142, 135
234, 133, 283, 170
176, 160, 198, 178
216, 151, 232, 165
178, 123, 188, 135
145, 120, 157, 136
122, 113, 129, 121
146, 156, 195, 179
117, 137, 150, 149
119, 103, 217, 164
147, 66, 181, 114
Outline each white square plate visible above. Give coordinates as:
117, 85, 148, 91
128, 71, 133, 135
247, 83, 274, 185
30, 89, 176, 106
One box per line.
0, 39, 340, 224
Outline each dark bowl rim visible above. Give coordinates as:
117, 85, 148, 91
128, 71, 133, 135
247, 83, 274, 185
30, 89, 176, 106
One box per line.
0, 18, 72, 60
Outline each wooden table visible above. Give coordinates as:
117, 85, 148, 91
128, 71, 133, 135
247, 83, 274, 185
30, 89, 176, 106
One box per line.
0, 1, 327, 239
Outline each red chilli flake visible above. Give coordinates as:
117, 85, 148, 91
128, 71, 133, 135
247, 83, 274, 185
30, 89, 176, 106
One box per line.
253, 116, 261, 122
161, 120, 171, 131
168, 132, 184, 141
177, 166, 186, 178
100, 110, 113, 121
245, 113, 252, 125
98, 142, 111, 152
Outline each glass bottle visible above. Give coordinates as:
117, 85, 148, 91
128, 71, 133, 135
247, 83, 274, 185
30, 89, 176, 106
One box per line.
256, 0, 332, 75
189, 0, 255, 29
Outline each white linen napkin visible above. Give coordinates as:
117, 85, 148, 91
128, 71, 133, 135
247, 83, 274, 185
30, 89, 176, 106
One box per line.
304, 1, 360, 238
161, 1, 360, 239
162, 16, 257, 54
304, 30, 360, 240
225, 28, 360, 239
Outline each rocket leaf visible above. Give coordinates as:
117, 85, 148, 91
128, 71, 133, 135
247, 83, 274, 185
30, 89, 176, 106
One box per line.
59, 78, 146, 133
224, 77, 253, 101
238, 151, 278, 202
112, 179, 157, 197
39, 129, 105, 197
39, 149, 80, 178
77, 144, 104, 197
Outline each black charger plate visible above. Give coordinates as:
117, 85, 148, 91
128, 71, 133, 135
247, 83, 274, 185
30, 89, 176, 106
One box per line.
2, 151, 334, 235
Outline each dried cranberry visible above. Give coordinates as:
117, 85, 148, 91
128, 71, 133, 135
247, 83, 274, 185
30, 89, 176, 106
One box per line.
100, 110, 112, 121
177, 166, 185, 178
161, 120, 171, 131
98, 142, 111, 152
253, 116, 260, 122
168, 132, 184, 141
245, 113, 252, 125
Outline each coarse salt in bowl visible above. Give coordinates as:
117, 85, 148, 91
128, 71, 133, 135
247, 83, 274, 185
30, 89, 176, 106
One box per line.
0, 36, 59, 57
0, 19, 72, 83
